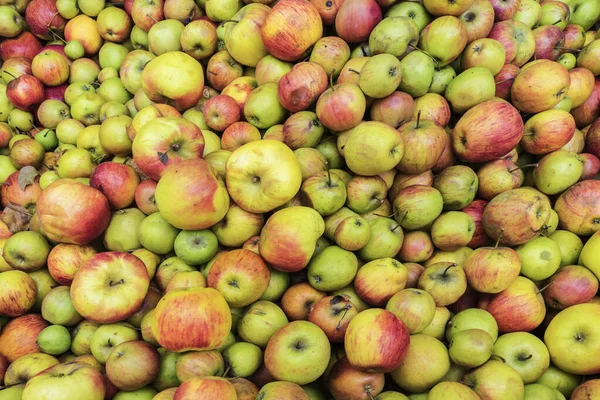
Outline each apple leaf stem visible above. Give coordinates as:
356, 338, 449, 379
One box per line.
335, 304, 352, 331
508, 163, 538, 173
536, 281, 554, 295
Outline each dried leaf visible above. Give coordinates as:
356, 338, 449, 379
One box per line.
17, 166, 39, 191
1, 203, 32, 233
126, 158, 148, 181
157, 151, 169, 165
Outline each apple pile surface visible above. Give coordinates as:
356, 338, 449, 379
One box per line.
1, 0, 600, 399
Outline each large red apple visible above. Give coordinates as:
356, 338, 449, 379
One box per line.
278, 62, 328, 113
335, 0, 382, 43
90, 162, 141, 210
511, 60, 571, 114
0, 32, 43, 61
0, 314, 48, 362
25, 0, 66, 40
554, 179, 600, 236
35, 179, 110, 245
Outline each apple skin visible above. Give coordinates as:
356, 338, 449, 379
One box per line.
173, 377, 237, 400
511, 60, 571, 114
261, 0, 323, 62
90, 162, 140, 210
482, 188, 552, 246
451, 99, 523, 163
335, 0, 382, 44
571, 78, 600, 128
46, 243, 96, 286
354, 258, 408, 307
259, 206, 324, 272
105, 340, 159, 391
0, 32, 43, 61
484, 276, 546, 333
255, 381, 309, 400
1, 169, 42, 211
0, 314, 48, 362
534, 25, 565, 61
308, 295, 358, 343
153, 287, 232, 352
175, 349, 224, 383
6, 75, 45, 111
64, 15, 103, 56
571, 380, 600, 400
328, 357, 385, 400
396, 118, 446, 175
71, 252, 150, 324
344, 308, 410, 373
25, 0, 66, 41
420, 16, 468, 67
463, 360, 524, 400
141, 51, 205, 111
370, 91, 414, 129
278, 62, 328, 113
131, 0, 165, 32
36, 179, 111, 245
544, 265, 598, 310
495, 63, 520, 100
488, 20, 535, 67
544, 303, 600, 375
0, 270, 37, 317
316, 83, 366, 132
22, 362, 105, 400
520, 109, 576, 155
554, 179, 600, 236
585, 117, 600, 157
464, 246, 521, 294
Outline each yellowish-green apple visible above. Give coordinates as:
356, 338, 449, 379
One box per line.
344, 121, 404, 176
225, 140, 302, 213
223, 4, 270, 67
21, 362, 105, 400
579, 230, 600, 279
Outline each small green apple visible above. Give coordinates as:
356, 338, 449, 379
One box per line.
137, 212, 181, 255
516, 236, 561, 281
307, 245, 358, 291
223, 342, 263, 378
37, 325, 72, 355
449, 329, 493, 368
174, 229, 219, 266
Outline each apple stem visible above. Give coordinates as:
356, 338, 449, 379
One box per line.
222, 366, 231, 378
365, 386, 375, 400
0, 381, 23, 390
552, 19, 563, 26
50, 29, 67, 45
536, 281, 554, 295
408, 43, 440, 70
554, 46, 581, 53
495, 229, 504, 248
495, 78, 515, 85
518, 354, 533, 361
442, 263, 457, 276
416, 110, 422, 129
336, 304, 352, 331
2, 70, 16, 79
391, 223, 402, 233
327, 168, 332, 186
146, 13, 159, 24
46, 12, 59, 29
374, 210, 397, 219
347, 68, 361, 75
508, 163, 538, 173
491, 354, 506, 363
329, 68, 336, 91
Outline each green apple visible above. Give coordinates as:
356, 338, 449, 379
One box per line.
71, 93, 105, 126
56, 118, 84, 145
514, 0, 541, 28
516, 236, 561, 281
461, 38, 506, 76
300, 170, 347, 217
385, 289, 436, 334
447, 308, 499, 343
369, 16, 420, 58
174, 229, 219, 266
223, 342, 263, 378
41, 286, 82, 326
71, 320, 100, 356
549, 230, 583, 267
557, 53, 577, 70
90, 323, 138, 364
536, 364, 580, 398
34, 129, 58, 151
307, 245, 357, 291
493, 332, 550, 384
445, 67, 495, 113
28, 269, 58, 310
420, 15, 468, 67
56, 148, 94, 179
0, 155, 17, 183
65, 81, 96, 106
137, 212, 181, 255
357, 217, 404, 261
3, 231, 50, 272
430, 211, 475, 252
97, 77, 132, 104
374, 391, 410, 400
0, 5, 25, 38
65, 41, 85, 60
428, 382, 479, 400
255, 55, 293, 85
0, 386, 25, 399
237, 300, 288, 348
524, 383, 565, 400
359, 54, 402, 99
37, 325, 71, 355
78, 0, 105, 17
418, 262, 467, 307
113, 387, 158, 400
152, 348, 180, 392
449, 329, 493, 368
429, 65, 456, 94
224, 4, 270, 68
103, 209, 146, 252
533, 150, 583, 195
205, 0, 243, 21
421, 306, 452, 340
131, 26, 149, 50
148, 19, 185, 56
385, 2, 432, 31
566, 0, 600, 30
392, 185, 444, 230
390, 334, 451, 393
99, 43, 130, 70
398, 50, 435, 97
464, 360, 525, 400
8, 108, 34, 132
243, 83, 286, 129
57, 0, 79, 19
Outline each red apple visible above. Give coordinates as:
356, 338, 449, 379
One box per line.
90, 162, 141, 210
36, 179, 111, 245
221, 121, 261, 151
370, 91, 415, 129
521, 109, 576, 155
174, 377, 237, 400
6, 74, 45, 111
494, 63, 520, 100
511, 60, 570, 114
25, 0, 66, 40
310, 0, 345, 25
206, 51, 244, 92
335, 0, 382, 43
0, 32, 43, 61
554, 179, 600, 236
1, 56, 32, 82
0, 314, 48, 362
580, 153, 600, 180
533, 25, 565, 61
571, 79, 600, 128
488, 20, 536, 66
153, 287, 232, 352
43, 83, 68, 103
1, 169, 42, 211
544, 265, 599, 310
106, 340, 160, 391
32, 50, 70, 87
490, 0, 520, 20
460, 0, 495, 42
203, 94, 240, 132
452, 100, 523, 163
308, 295, 358, 343
328, 357, 385, 400
316, 83, 366, 131
261, 0, 324, 61
463, 199, 490, 248
47, 243, 96, 286
344, 308, 410, 373
131, 0, 165, 32
278, 62, 328, 113
134, 179, 159, 215
281, 282, 326, 321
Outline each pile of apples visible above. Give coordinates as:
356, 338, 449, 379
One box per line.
1, 0, 600, 398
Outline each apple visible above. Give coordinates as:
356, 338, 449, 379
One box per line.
390, 334, 451, 393
180, 19, 217, 61
396, 115, 445, 174
458, 0, 495, 42
430, 211, 475, 251
223, 4, 270, 68
237, 300, 288, 348
206, 50, 244, 91
385, 289, 437, 334
495, 63, 520, 100
555, 179, 600, 236
6, 74, 45, 111
153, 287, 231, 352
203, 94, 240, 132
173, 376, 237, 399
420, 16, 468, 67
0, 270, 36, 317
310, 36, 350, 79
452, 100, 523, 163
545, 303, 600, 375
307, 295, 358, 343
244, 83, 287, 129
521, 109, 576, 155
446, 67, 496, 114
0, 32, 43, 61
512, 60, 571, 114
461, 38, 506, 75
0, 314, 48, 363
370, 91, 414, 129
21, 362, 105, 400
344, 121, 404, 176
24, 0, 66, 41
64, 15, 103, 56
131, 0, 164, 32
514, 0, 542, 28
492, 332, 550, 384
336, 0, 382, 44
106, 340, 160, 391
463, 360, 525, 400
307, 245, 357, 292
534, 150, 583, 195
488, 20, 536, 66
484, 276, 546, 333
256, 381, 309, 400
392, 185, 444, 230
264, 320, 330, 385
354, 257, 407, 306
418, 262, 467, 306
544, 265, 599, 310
3, 352, 60, 386
328, 356, 385, 399
174, 349, 223, 382
464, 245, 521, 294
316, 83, 366, 131
96, 7, 132, 43
261, 0, 323, 61
141, 51, 204, 111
